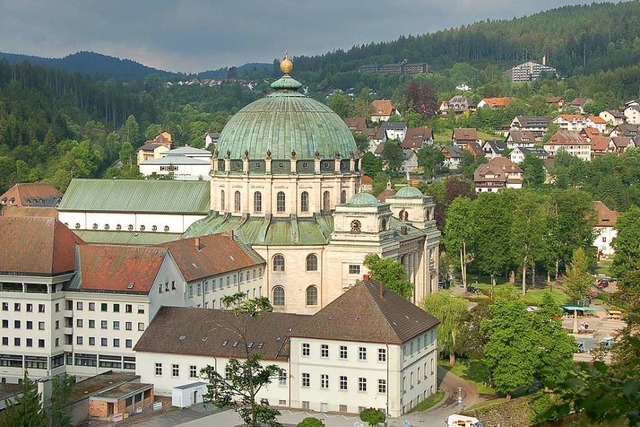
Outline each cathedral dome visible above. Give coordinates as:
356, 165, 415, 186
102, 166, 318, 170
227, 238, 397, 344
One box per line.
216, 61, 357, 162
345, 192, 381, 206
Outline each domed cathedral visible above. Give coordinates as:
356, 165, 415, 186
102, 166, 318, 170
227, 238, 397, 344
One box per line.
184, 54, 440, 314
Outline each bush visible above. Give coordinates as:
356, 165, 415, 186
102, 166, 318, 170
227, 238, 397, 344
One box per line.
297, 416, 325, 427
360, 407, 386, 426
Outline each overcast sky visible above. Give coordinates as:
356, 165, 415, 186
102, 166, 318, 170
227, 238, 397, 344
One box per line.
0, 0, 613, 73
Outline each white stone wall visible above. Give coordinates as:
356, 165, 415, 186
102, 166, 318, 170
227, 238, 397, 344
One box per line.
594, 226, 618, 257
139, 163, 211, 181
184, 266, 266, 309
59, 212, 206, 234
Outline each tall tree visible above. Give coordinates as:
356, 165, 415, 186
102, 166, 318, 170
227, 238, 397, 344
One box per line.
363, 254, 413, 299
406, 80, 438, 119
611, 205, 640, 279
201, 293, 284, 427
563, 248, 593, 303
49, 374, 75, 427
417, 145, 445, 179
361, 152, 383, 178
443, 197, 476, 289
381, 141, 403, 173
520, 154, 546, 188
0, 371, 46, 427
327, 92, 354, 119
422, 291, 468, 364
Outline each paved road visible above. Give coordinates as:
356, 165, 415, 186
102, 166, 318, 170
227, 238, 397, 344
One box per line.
135, 366, 483, 427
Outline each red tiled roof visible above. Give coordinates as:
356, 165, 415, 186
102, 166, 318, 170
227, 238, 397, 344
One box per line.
160, 234, 263, 282
582, 127, 602, 139
0, 206, 58, 218
78, 245, 168, 293
361, 175, 373, 185
0, 183, 62, 207
481, 97, 513, 107
344, 117, 368, 132
0, 217, 84, 275
370, 100, 395, 116
377, 189, 396, 202
453, 128, 478, 141
588, 116, 606, 124
558, 114, 584, 121
593, 201, 618, 228
590, 136, 611, 152
474, 157, 523, 183
547, 131, 587, 145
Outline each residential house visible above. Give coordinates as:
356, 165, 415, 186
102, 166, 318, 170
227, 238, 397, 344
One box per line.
440, 96, 474, 115
370, 100, 398, 123
476, 97, 513, 109
553, 114, 588, 131
581, 127, 603, 141
466, 142, 485, 160
400, 127, 433, 173
203, 132, 219, 149
510, 146, 548, 164
609, 124, 639, 138
344, 117, 368, 134
139, 146, 213, 181
546, 96, 565, 110
543, 131, 591, 161
441, 146, 463, 170
452, 128, 479, 147
586, 116, 608, 133
0, 183, 62, 208
509, 116, 550, 137
370, 127, 386, 153
599, 110, 625, 126
590, 136, 613, 157
136, 132, 173, 165
481, 140, 506, 159
473, 157, 523, 192
609, 137, 636, 153
505, 130, 537, 148
570, 98, 592, 114
592, 201, 618, 258
505, 61, 558, 82
624, 105, 640, 125
382, 122, 408, 142
133, 280, 440, 417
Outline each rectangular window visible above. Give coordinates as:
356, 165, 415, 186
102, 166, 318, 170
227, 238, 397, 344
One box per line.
359, 347, 367, 361
14, 303, 20, 312
38, 322, 45, 331
188, 285, 193, 298
159, 283, 163, 294
76, 301, 83, 311
101, 303, 108, 312
138, 322, 145, 331
340, 345, 347, 359
302, 343, 310, 356
172, 364, 179, 377
378, 379, 387, 393
113, 303, 120, 313
137, 305, 144, 314
279, 370, 287, 386
89, 302, 95, 311
321, 374, 329, 389
378, 348, 386, 362
1, 337, 7, 345
26, 321, 32, 330
76, 319, 83, 328
113, 339, 120, 347
14, 337, 20, 346
101, 320, 107, 329
113, 321, 120, 330
26, 303, 33, 312
155, 363, 162, 376
1, 319, 6, 328
190, 365, 197, 379
349, 265, 360, 275
76, 336, 83, 345
126, 322, 132, 331
89, 320, 95, 329
126, 339, 133, 348
339, 376, 347, 390
125, 304, 132, 313
101, 338, 107, 347
1, 302, 8, 311
26, 338, 32, 347
89, 337, 95, 346
321, 344, 329, 358
38, 339, 45, 348
302, 372, 310, 387
14, 320, 20, 329
358, 377, 367, 392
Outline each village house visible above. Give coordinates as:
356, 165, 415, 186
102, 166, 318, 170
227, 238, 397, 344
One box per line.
343, 117, 369, 134
543, 131, 591, 161
592, 201, 618, 258
586, 116, 608, 133
553, 114, 588, 131
473, 157, 523, 192
370, 100, 398, 123
609, 124, 638, 138
599, 110, 625, 126
624, 104, 640, 124
0, 183, 62, 210
382, 122, 408, 141
570, 97, 592, 114
439, 96, 474, 115
476, 97, 513, 108
509, 116, 550, 138
481, 140, 507, 159
590, 136, 613, 156
505, 130, 537, 148
609, 137, 636, 153
136, 132, 172, 165
139, 146, 213, 181
203, 132, 219, 149
510, 146, 548, 164
440, 146, 463, 170
546, 96, 565, 110
452, 128, 479, 147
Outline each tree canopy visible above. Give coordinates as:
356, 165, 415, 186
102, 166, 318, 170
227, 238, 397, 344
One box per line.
363, 254, 413, 299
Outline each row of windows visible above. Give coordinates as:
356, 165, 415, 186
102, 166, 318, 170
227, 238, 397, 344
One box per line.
403, 330, 436, 358
2, 320, 47, 330
76, 319, 144, 332
2, 337, 46, 347
75, 302, 144, 314
154, 363, 201, 379
300, 374, 386, 393
222, 190, 349, 213
403, 360, 436, 392
272, 285, 318, 306
1, 302, 48, 313
272, 254, 319, 272
76, 336, 134, 348
301, 343, 387, 361
185, 269, 263, 298
71, 223, 171, 232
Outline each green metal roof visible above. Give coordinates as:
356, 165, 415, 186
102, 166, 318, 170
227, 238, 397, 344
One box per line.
394, 186, 424, 198
59, 179, 210, 214
73, 230, 183, 245
216, 78, 358, 161
345, 192, 382, 206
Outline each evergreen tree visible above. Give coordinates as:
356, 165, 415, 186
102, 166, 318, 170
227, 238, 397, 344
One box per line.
0, 371, 46, 427
48, 374, 75, 427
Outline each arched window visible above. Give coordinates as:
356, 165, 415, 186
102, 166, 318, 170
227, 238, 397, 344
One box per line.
306, 285, 318, 306
254, 191, 262, 213
300, 191, 309, 212
234, 191, 241, 212
220, 190, 225, 211
272, 286, 285, 306
341, 190, 347, 204
306, 254, 318, 271
273, 254, 285, 272
322, 191, 330, 212
277, 191, 286, 213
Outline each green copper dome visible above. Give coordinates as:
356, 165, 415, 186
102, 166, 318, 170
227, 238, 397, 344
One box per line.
216, 75, 358, 161
345, 192, 381, 206
395, 186, 425, 198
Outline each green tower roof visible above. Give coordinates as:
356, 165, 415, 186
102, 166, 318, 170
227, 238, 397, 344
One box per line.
216, 74, 357, 161
345, 192, 381, 207
394, 186, 424, 198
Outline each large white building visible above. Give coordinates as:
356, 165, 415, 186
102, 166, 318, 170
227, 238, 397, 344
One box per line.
134, 280, 439, 417
139, 146, 213, 181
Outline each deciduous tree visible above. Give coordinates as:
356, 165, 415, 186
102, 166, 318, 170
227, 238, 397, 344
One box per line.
611, 205, 640, 279
422, 291, 468, 364
443, 197, 476, 289
563, 248, 593, 303
363, 254, 413, 299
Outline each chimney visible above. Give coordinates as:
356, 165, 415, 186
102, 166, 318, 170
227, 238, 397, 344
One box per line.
195, 237, 201, 251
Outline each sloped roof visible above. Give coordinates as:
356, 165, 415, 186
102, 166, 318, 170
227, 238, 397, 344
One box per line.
507, 130, 537, 143
401, 127, 433, 149
134, 306, 303, 361
480, 97, 513, 107
513, 116, 550, 128
361, 175, 373, 185
590, 136, 611, 152
557, 114, 584, 121
160, 233, 263, 282
0, 217, 84, 275
611, 137, 633, 148
588, 116, 606, 124
441, 145, 463, 158
371, 99, 395, 116
0, 206, 58, 218
453, 128, 477, 141
58, 179, 210, 214
292, 280, 439, 344
76, 245, 168, 293
344, 117, 368, 132
593, 201, 618, 228
72, 230, 181, 246
382, 121, 406, 130
136, 143, 166, 152
547, 131, 588, 145
474, 157, 523, 183
0, 183, 62, 207
571, 97, 592, 106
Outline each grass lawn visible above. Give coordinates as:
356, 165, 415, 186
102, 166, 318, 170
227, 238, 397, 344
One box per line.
433, 130, 501, 145
465, 397, 508, 411
596, 260, 613, 277
409, 390, 446, 412
441, 359, 495, 395
463, 275, 570, 306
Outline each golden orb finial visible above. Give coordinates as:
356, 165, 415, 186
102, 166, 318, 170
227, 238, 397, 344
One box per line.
280, 51, 293, 74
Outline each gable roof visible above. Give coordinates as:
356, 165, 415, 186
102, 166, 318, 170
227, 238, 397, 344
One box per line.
382, 121, 407, 130
58, 179, 210, 214
75, 245, 168, 293
0, 217, 84, 275
291, 280, 439, 344
0, 183, 62, 207
483, 140, 506, 153
160, 233, 264, 282
592, 201, 618, 228
571, 97, 592, 107
588, 116, 606, 125
134, 306, 303, 361
547, 130, 587, 145
370, 99, 395, 116
474, 157, 523, 183
611, 137, 634, 149
441, 145, 463, 158
512, 116, 550, 128
507, 130, 537, 143
136, 142, 166, 152
344, 117, 368, 133
401, 127, 433, 149
453, 128, 478, 141
0, 206, 58, 218
590, 136, 611, 152
480, 97, 513, 107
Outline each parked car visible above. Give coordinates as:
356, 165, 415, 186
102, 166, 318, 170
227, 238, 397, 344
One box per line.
466, 286, 482, 295
597, 278, 610, 289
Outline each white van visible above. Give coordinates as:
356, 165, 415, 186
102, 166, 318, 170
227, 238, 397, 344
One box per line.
447, 414, 485, 427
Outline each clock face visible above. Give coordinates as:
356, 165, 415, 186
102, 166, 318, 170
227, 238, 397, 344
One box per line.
350, 220, 361, 234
